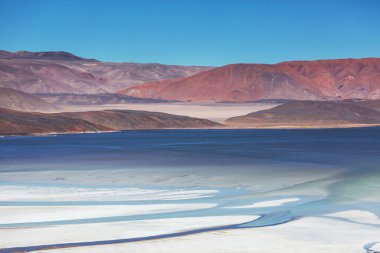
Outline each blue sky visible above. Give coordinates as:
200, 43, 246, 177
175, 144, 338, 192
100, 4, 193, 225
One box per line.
0, 0, 379, 66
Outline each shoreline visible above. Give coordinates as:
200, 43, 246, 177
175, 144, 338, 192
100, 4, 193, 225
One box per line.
2, 123, 380, 137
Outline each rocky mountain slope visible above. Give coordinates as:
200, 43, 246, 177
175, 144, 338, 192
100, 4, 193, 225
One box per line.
0, 50, 212, 94
0, 87, 59, 111
120, 58, 380, 102
35, 93, 166, 105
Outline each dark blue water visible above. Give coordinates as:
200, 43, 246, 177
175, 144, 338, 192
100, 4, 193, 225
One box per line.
1, 128, 380, 171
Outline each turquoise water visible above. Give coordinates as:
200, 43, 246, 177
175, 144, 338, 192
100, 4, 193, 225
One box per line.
1, 128, 380, 251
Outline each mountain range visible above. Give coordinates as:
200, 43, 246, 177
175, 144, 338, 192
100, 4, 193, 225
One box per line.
0, 50, 97, 61
0, 50, 212, 94
2, 50, 380, 133
2, 50, 380, 103
120, 58, 380, 102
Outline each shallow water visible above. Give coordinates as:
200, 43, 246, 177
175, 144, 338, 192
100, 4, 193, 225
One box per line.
1, 128, 380, 252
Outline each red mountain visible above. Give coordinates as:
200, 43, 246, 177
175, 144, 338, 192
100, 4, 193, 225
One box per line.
119, 58, 380, 102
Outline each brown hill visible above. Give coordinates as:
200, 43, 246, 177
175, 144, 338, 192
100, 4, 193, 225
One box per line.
58, 110, 221, 130
226, 100, 380, 128
0, 50, 212, 94
0, 108, 109, 135
0, 87, 59, 111
0, 109, 221, 135
120, 58, 380, 102
340, 99, 380, 113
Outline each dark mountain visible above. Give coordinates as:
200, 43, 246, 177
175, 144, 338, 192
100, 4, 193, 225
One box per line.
57, 110, 221, 130
0, 108, 109, 135
0, 109, 221, 135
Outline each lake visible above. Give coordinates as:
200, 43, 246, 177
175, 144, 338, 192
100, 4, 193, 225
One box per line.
1, 129, 380, 252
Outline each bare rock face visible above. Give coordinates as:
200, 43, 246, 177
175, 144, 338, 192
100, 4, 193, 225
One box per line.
226, 100, 380, 128
120, 58, 380, 102
0, 50, 213, 94
0, 87, 59, 111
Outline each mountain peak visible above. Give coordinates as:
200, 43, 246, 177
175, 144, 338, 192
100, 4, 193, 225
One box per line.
0, 50, 97, 61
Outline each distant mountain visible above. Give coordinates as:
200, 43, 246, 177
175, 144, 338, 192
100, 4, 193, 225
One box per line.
120, 58, 380, 102
0, 109, 221, 135
227, 100, 380, 128
0, 50, 213, 94
35, 93, 167, 105
0, 50, 96, 61
0, 87, 59, 111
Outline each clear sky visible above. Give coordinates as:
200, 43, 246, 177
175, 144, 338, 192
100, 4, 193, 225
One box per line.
0, 0, 379, 66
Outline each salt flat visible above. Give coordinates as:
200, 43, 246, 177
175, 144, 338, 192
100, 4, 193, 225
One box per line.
61, 102, 279, 123
36, 215, 380, 253
326, 210, 380, 225
0, 185, 218, 201
226, 198, 300, 209
0, 204, 216, 224
0, 215, 259, 248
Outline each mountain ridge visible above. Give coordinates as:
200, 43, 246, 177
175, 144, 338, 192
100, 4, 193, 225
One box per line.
0, 50, 213, 94
0, 50, 97, 61
120, 57, 380, 102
